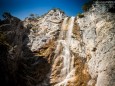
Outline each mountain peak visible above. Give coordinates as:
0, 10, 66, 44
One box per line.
50, 8, 64, 13
47, 8, 65, 17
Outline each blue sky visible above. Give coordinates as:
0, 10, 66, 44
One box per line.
0, 0, 89, 20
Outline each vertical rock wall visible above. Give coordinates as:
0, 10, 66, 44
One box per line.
77, 6, 115, 86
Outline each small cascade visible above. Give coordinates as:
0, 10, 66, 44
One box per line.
55, 17, 75, 86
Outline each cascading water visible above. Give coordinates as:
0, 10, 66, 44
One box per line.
55, 17, 75, 86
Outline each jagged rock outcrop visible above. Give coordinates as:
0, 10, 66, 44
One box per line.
24, 9, 66, 52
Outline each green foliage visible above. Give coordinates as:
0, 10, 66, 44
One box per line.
0, 32, 10, 47
30, 14, 34, 17
0, 32, 6, 42
2, 12, 12, 19
82, 0, 93, 11
29, 14, 39, 20
32, 28, 37, 30
0, 32, 7, 46
27, 24, 33, 29
77, 13, 84, 18
82, 0, 115, 12
82, 4, 89, 12
53, 8, 57, 12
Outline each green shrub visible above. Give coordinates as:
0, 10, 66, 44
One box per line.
2, 12, 12, 19
0, 32, 10, 47
82, 4, 89, 12
82, 0, 93, 11
27, 24, 33, 29
0, 32, 6, 42
77, 13, 84, 18
32, 28, 37, 30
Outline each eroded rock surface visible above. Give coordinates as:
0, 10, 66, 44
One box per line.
0, 13, 50, 86
77, 5, 115, 86
0, 5, 115, 86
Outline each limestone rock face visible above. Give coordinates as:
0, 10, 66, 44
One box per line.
0, 5, 115, 86
24, 9, 66, 53
77, 6, 115, 86
47, 6, 114, 86
23, 9, 67, 86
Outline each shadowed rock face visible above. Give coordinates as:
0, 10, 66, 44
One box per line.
0, 5, 115, 86
0, 13, 51, 86
0, 44, 9, 86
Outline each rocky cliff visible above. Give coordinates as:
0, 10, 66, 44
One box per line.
0, 4, 115, 86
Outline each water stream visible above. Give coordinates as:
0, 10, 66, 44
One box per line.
55, 17, 75, 86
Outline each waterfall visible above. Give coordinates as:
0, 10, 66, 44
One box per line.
55, 17, 75, 86
62, 17, 75, 75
